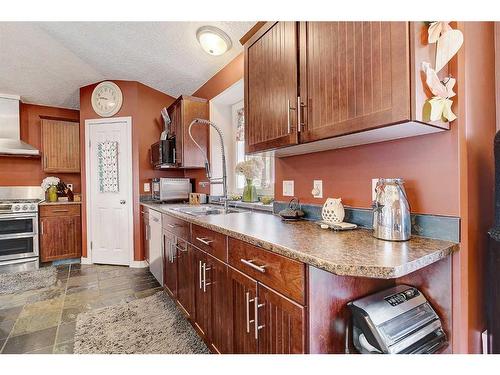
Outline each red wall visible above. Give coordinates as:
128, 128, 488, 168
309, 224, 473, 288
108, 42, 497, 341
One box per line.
0, 103, 81, 191
79, 80, 177, 260
190, 52, 460, 216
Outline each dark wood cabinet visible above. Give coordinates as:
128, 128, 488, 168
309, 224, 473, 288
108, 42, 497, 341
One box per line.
244, 21, 299, 153
193, 247, 210, 338
298, 22, 410, 143
229, 267, 258, 354
176, 240, 195, 317
167, 95, 209, 168
244, 22, 451, 156
162, 229, 177, 297
39, 204, 81, 262
257, 283, 306, 354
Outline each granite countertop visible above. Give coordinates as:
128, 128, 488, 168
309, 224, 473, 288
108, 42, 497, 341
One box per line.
39, 200, 82, 206
141, 202, 459, 279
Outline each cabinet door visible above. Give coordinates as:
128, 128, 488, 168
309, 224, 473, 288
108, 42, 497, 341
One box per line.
205, 254, 232, 354
142, 214, 150, 264
180, 98, 209, 168
40, 215, 81, 262
244, 22, 299, 153
299, 22, 410, 143
257, 284, 306, 354
228, 267, 258, 354
176, 241, 195, 317
162, 229, 177, 296
194, 247, 210, 338
41, 119, 80, 172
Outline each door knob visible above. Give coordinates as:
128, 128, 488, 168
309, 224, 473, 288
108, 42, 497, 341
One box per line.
120, 200, 126, 204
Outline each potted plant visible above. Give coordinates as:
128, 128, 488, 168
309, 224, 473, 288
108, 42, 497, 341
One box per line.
235, 158, 264, 203
41, 176, 60, 203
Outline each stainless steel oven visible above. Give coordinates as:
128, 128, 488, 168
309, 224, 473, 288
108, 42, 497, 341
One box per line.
0, 212, 39, 262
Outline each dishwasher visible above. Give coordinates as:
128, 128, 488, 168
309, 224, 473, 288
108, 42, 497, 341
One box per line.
148, 210, 163, 285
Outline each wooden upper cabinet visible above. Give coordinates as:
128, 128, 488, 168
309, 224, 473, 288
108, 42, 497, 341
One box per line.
167, 95, 209, 168
299, 22, 410, 143
41, 118, 80, 173
244, 22, 451, 156
244, 22, 299, 153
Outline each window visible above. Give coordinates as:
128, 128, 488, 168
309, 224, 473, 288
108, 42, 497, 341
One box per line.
232, 101, 274, 196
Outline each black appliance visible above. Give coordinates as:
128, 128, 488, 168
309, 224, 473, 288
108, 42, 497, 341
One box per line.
150, 138, 176, 168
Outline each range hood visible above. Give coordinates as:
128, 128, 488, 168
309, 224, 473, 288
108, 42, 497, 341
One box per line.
0, 94, 40, 156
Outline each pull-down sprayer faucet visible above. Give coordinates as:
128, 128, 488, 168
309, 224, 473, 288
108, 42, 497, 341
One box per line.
188, 118, 228, 212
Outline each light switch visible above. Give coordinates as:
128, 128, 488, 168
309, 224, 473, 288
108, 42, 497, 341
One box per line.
144, 183, 151, 193
283, 180, 294, 197
312, 180, 323, 198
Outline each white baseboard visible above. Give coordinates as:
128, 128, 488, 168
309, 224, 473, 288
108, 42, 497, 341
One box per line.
130, 260, 148, 268
80, 257, 92, 265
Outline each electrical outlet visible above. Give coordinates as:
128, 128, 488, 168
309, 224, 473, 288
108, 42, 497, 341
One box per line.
312, 180, 323, 198
283, 180, 294, 197
144, 183, 151, 193
372, 178, 379, 201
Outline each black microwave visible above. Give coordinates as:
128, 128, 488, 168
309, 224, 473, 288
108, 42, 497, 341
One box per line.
150, 139, 176, 168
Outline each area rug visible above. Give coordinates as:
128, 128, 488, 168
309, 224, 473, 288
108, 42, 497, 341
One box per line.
74, 291, 210, 354
0, 267, 57, 295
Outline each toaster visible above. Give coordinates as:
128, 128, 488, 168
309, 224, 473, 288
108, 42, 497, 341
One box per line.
348, 285, 447, 354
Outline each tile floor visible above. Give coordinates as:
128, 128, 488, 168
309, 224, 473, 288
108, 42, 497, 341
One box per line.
0, 263, 162, 354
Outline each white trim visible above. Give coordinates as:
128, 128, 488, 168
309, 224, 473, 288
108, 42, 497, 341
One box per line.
80, 256, 92, 265
130, 260, 149, 269
84, 116, 134, 266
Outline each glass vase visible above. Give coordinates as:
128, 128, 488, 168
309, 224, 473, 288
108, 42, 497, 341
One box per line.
48, 186, 58, 202
242, 179, 258, 203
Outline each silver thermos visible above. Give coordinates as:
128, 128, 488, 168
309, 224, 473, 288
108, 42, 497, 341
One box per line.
372, 178, 411, 241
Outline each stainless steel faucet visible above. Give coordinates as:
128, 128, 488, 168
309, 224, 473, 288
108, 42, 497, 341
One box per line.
188, 118, 229, 211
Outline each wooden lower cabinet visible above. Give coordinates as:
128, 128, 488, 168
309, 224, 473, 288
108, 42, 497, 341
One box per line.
257, 283, 306, 354
39, 204, 81, 262
194, 247, 210, 338
229, 267, 258, 354
176, 240, 195, 317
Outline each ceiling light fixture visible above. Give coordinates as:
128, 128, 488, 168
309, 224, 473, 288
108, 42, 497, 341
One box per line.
196, 26, 232, 56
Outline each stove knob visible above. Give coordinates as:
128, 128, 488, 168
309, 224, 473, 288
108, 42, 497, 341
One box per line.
22, 204, 28, 211
14, 205, 20, 211
30, 204, 36, 211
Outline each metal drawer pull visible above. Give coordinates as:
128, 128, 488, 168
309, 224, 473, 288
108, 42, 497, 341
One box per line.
175, 244, 188, 252
246, 292, 255, 334
52, 209, 69, 213
254, 296, 265, 339
240, 259, 266, 273
196, 237, 214, 246
167, 223, 176, 228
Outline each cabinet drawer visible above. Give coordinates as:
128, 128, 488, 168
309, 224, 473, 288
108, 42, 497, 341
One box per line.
162, 213, 190, 241
39, 204, 80, 217
228, 238, 305, 305
192, 224, 227, 262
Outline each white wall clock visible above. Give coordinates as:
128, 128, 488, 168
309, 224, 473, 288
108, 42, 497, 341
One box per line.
91, 81, 123, 117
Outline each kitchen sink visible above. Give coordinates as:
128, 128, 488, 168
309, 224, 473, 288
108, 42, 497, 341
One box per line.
169, 205, 244, 216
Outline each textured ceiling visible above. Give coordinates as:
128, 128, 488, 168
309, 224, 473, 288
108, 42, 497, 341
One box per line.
0, 22, 254, 109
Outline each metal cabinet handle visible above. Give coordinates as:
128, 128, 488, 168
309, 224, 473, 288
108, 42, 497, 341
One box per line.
254, 296, 265, 339
167, 223, 176, 229
196, 237, 214, 246
175, 244, 188, 253
53, 209, 69, 213
170, 243, 177, 263
173, 148, 176, 164
199, 260, 203, 290
202, 263, 212, 292
287, 99, 296, 134
40, 221, 44, 235
145, 225, 150, 241
240, 259, 266, 273
245, 292, 255, 334
297, 96, 304, 133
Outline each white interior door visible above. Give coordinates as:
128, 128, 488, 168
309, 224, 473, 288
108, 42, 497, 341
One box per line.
86, 117, 133, 266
